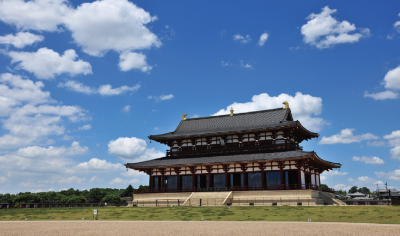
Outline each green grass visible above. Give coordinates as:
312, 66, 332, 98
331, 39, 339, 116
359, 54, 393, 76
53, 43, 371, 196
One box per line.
0, 206, 399, 224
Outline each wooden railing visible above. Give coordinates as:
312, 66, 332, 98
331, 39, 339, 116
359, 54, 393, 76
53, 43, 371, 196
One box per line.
134, 184, 330, 194
166, 143, 298, 157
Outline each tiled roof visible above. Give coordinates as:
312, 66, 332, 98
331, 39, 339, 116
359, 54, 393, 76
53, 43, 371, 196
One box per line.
149, 108, 318, 140
125, 150, 340, 169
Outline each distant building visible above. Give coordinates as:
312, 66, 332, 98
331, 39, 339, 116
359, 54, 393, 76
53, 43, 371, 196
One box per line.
346, 192, 373, 200
377, 189, 400, 201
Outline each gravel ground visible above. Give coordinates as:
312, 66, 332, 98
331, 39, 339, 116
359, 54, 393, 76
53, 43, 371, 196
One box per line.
1, 221, 399, 236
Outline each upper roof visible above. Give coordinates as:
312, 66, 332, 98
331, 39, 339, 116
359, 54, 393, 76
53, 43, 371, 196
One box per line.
125, 150, 341, 169
149, 108, 318, 142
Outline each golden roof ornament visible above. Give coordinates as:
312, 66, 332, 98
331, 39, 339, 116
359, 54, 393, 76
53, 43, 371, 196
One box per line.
283, 101, 289, 109
182, 113, 187, 120
230, 107, 234, 116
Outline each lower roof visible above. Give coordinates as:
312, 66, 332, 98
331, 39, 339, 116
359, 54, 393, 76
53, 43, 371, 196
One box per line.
125, 150, 341, 169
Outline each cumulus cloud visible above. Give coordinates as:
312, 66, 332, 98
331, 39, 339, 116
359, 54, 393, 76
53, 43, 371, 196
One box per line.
89, 176, 103, 183
352, 156, 384, 165
8, 48, 92, 79
119, 52, 152, 72
367, 141, 386, 147
258, 32, 269, 46
0, 73, 89, 148
58, 80, 140, 96
0, 176, 9, 185
375, 170, 400, 181
383, 66, 400, 90
0, 0, 161, 70
348, 176, 383, 186
383, 130, 400, 160
109, 177, 140, 185
148, 94, 174, 102
74, 158, 124, 171
0, 32, 44, 48
364, 90, 398, 100
121, 169, 146, 177
123, 105, 130, 113
394, 13, 400, 32
16, 141, 88, 158
233, 34, 251, 43
78, 124, 91, 131
334, 184, 352, 192
319, 128, 379, 145
108, 137, 164, 162
321, 171, 348, 176
301, 6, 370, 49
57, 176, 85, 184
213, 92, 327, 132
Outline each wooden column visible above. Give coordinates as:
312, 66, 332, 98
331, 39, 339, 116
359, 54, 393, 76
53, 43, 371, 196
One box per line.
206, 165, 212, 189
240, 164, 247, 188
160, 168, 166, 192
259, 163, 266, 189
223, 164, 229, 188
279, 161, 284, 189
296, 160, 303, 189
190, 166, 196, 190
174, 167, 181, 192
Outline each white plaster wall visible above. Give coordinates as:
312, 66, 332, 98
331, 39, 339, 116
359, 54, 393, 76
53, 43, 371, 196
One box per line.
311, 174, 315, 185
301, 170, 305, 186
316, 174, 320, 186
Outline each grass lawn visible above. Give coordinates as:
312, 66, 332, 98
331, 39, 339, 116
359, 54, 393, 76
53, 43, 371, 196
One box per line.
0, 206, 400, 224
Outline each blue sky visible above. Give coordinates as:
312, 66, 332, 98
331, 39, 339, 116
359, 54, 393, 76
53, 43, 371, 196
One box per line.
0, 0, 399, 194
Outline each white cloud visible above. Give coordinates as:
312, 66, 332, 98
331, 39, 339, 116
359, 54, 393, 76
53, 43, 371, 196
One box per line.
16, 141, 88, 158
233, 34, 251, 43
108, 137, 164, 162
121, 169, 145, 177
8, 48, 92, 79
213, 92, 327, 132
321, 171, 348, 176
58, 80, 140, 96
334, 184, 351, 192
0, 73, 89, 148
239, 60, 253, 68
149, 94, 174, 102
394, 13, 400, 32
58, 80, 96, 94
352, 156, 384, 165
57, 176, 85, 184
383, 130, 400, 160
0, 0, 161, 55
383, 66, 400, 90
74, 158, 124, 171
89, 176, 103, 183
390, 146, 400, 160
301, 6, 370, 49
98, 84, 140, 96
348, 176, 383, 186
109, 177, 139, 185
0, 176, 9, 184
364, 90, 398, 100
384, 130, 400, 140
78, 124, 91, 131
319, 128, 379, 144
258, 32, 269, 46
221, 61, 232, 67
119, 52, 152, 72
0, 32, 44, 48
375, 170, 400, 181
367, 141, 386, 147
123, 105, 130, 113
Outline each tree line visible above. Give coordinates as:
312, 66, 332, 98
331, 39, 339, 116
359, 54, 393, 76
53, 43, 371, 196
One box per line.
334, 186, 377, 196
0, 185, 148, 207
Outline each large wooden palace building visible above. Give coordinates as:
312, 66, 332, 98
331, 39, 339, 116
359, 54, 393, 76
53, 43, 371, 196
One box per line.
125, 103, 341, 193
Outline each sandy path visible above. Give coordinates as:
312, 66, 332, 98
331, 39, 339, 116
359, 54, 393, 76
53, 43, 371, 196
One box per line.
1, 221, 399, 236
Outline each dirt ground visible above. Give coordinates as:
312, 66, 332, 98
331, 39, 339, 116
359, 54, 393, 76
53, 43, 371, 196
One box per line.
1, 221, 400, 236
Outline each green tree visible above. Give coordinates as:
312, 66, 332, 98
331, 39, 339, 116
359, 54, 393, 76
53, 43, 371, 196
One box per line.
358, 187, 371, 195
101, 194, 125, 205
121, 185, 134, 197
348, 186, 358, 193
320, 184, 329, 189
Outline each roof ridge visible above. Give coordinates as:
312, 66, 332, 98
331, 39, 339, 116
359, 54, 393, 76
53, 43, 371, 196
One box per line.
184, 107, 286, 121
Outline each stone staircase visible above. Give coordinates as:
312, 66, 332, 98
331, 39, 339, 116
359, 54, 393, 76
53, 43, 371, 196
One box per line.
319, 191, 346, 206
184, 192, 232, 206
